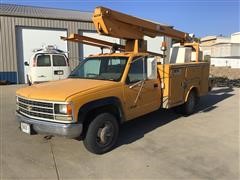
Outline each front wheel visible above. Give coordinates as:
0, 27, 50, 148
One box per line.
83, 113, 119, 154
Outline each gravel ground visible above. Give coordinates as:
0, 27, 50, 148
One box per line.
210, 66, 240, 88
210, 66, 240, 79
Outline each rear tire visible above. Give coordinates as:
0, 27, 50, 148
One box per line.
174, 90, 197, 115
183, 91, 197, 115
83, 113, 119, 154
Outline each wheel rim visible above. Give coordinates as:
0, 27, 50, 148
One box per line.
96, 121, 114, 147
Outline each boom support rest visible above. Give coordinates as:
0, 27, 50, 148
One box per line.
61, 34, 165, 57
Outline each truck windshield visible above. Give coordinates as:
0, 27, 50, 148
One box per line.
69, 56, 128, 81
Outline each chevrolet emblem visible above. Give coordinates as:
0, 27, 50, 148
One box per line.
27, 105, 32, 111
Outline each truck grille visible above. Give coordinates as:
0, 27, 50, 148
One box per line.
17, 97, 54, 120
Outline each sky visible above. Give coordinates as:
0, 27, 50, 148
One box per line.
1, 0, 239, 37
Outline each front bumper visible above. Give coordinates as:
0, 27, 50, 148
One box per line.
16, 112, 82, 138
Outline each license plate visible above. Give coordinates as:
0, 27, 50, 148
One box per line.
54, 70, 63, 75
57, 71, 63, 75
21, 122, 31, 134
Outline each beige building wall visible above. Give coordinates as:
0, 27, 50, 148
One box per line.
211, 44, 232, 57
231, 32, 240, 43
201, 33, 240, 58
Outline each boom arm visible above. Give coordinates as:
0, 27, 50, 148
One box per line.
93, 6, 190, 42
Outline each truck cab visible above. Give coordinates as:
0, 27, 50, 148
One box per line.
25, 46, 70, 85
68, 53, 162, 120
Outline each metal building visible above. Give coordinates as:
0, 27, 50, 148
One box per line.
0, 3, 172, 84
0, 3, 96, 84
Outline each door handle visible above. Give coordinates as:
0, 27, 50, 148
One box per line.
154, 83, 158, 88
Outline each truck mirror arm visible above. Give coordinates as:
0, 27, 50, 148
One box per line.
133, 80, 145, 105
129, 80, 145, 89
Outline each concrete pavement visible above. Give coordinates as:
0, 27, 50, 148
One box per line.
0, 85, 239, 179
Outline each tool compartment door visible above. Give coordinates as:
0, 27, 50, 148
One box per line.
200, 63, 210, 95
169, 66, 185, 106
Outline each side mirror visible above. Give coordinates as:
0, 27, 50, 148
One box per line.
24, 61, 29, 66
147, 57, 157, 79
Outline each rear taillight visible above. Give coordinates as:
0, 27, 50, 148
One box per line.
66, 58, 69, 66
33, 58, 37, 67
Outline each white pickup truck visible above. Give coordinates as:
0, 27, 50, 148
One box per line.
24, 46, 71, 85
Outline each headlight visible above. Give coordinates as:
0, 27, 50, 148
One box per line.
16, 96, 19, 110
54, 103, 72, 115
59, 104, 67, 114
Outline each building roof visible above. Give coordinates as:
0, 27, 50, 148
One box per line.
0, 3, 172, 28
0, 3, 92, 22
231, 32, 240, 36
200, 35, 217, 42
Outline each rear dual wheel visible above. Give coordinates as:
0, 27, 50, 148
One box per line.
184, 91, 197, 115
174, 91, 197, 115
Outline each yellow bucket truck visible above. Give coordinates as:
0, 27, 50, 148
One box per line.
16, 7, 210, 154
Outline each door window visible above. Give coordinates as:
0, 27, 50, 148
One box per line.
127, 57, 146, 84
36, 55, 51, 66
53, 55, 67, 66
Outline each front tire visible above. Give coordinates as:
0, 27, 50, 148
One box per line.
83, 113, 119, 154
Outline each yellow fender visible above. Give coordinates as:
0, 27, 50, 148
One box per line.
184, 86, 199, 102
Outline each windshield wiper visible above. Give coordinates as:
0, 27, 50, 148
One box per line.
69, 75, 116, 81
69, 74, 80, 78
95, 76, 116, 81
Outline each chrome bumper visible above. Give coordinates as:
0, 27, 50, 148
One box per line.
16, 112, 82, 138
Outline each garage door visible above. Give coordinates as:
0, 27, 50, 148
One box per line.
80, 32, 120, 59
16, 28, 67, 84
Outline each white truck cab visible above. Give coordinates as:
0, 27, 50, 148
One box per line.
24, 46, 71, 85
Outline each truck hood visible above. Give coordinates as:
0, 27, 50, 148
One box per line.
16, 78, 116, 101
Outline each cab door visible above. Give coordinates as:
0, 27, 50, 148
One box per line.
123, 56, 161, 120
52, 54, 71, 81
